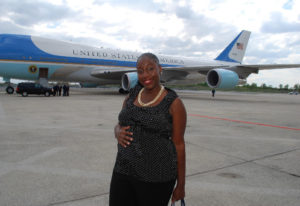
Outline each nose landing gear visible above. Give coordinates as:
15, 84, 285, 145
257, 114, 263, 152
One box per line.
3, 78, 14, 94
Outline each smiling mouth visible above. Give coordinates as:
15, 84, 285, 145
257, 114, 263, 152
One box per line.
144, 80, 152, 84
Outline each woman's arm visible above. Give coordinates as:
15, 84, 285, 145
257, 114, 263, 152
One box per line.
169, 97, 187, 203
114, 95, 133, 147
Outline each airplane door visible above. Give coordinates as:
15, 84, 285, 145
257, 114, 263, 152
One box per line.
38, 68, 49, 87
39, 68, 48, 79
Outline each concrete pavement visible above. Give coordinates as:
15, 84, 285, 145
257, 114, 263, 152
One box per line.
0, 88, 299, 206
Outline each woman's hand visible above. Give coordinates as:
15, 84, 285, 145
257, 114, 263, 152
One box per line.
171, 185, 185, 203
114, 125, 133, 147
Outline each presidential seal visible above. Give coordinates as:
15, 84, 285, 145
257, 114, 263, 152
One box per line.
28, 65, 37, 74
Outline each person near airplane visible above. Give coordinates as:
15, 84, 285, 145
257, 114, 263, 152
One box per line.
62, 84, 70, 96
53, 84, 59, 96
109, 53, 186, 206
212, 89, 216, 97
58, 85, 62, 96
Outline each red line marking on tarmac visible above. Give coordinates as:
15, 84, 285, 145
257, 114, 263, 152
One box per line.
188, 114, 300, 131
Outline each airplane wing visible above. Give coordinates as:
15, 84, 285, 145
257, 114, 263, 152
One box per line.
161, 65, 229, 81
162, 65, 230, 72
162, 63, 300, 79
237, 64, 300, 70
163, 63, 300, 72
233, 64, 300, 79
90, 63, 300, 82
90, 67, 136, 80
90, 65, 227, 82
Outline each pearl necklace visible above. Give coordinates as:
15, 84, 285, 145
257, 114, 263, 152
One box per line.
138, 86, 165, 107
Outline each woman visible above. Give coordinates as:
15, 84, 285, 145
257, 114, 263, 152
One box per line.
109, 53, 186, 206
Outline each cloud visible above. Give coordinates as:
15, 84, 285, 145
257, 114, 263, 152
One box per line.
0, 0, 75, 27
0, 21, 27, 35
261, 12, 300, 33
283, 0, 294, 10
132, 2, 239, 58
0, 0, 299, 87
175, 6, 193, 19
94, 0, 158, 12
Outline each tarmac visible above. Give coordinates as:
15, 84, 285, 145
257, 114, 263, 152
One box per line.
0, 87, 299, 206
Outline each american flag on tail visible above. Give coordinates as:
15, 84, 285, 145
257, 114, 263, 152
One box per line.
236, 42, 244, 50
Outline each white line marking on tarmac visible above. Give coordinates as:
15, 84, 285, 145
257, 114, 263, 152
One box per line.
0, 161, 110, 180
0, 147, 111, 180
17, 165, 111, 180
188, 181, 300, 197
20, 147, 65, 164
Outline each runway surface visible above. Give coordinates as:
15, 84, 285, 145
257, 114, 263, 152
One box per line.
0, 88, 299, 206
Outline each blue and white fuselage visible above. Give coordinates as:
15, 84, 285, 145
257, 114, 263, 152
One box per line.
0, 34, 212, 82
1, 30, 299, 93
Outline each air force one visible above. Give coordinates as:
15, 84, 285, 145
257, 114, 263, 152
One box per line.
1, 30, 300, 94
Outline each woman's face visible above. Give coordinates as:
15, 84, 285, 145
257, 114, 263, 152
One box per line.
136, 56, 162, 90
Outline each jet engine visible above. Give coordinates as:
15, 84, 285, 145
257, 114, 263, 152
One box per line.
121, 72, 138, 91
206, 69, 239, 89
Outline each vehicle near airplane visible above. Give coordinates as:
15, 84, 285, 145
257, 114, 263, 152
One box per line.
1, 30, 300, 94
288, 91, 299, 95
16, 82, 54, 97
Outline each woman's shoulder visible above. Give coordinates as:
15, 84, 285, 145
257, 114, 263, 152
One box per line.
165, 87, 178, 99
159, 86, 178, 107
128, 83, 143, 97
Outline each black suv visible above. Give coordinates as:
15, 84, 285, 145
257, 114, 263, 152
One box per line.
16, 82, 54, 97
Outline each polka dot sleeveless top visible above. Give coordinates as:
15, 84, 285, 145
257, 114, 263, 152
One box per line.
113, 84, 178, 182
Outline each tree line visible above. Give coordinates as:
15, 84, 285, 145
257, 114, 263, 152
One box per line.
168, 82, 300, 93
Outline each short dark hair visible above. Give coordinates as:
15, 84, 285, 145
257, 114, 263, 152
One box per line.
137, 52, 160, 66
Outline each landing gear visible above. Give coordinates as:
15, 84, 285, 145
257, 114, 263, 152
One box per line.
6, 86, 14, 94
3, 78, 14, 94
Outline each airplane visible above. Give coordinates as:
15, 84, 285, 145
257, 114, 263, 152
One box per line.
1, 30, 300, 94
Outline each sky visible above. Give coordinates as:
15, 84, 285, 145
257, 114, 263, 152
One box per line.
0, 0, 300, 88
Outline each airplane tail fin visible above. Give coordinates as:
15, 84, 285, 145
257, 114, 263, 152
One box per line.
215, 30, 251, 64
